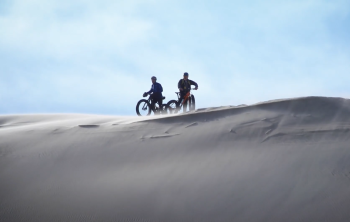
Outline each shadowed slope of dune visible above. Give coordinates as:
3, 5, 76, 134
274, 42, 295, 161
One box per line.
1, 97, 350, 222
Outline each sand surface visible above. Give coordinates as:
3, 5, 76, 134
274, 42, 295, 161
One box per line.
1, 97, 350, 222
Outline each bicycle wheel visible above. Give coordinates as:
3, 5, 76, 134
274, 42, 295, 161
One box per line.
166, 100, 180, 114
136, 99, 151, 116
190, 95, 196, 111
161, 104, 169, 115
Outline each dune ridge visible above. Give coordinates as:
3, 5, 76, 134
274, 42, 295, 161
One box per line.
1, 96, 350, 222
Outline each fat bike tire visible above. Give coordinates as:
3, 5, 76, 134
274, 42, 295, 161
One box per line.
190, 95, 196, 111
136, 99, 151, 116
166, 100, 180, 114
160, 104, 169, 115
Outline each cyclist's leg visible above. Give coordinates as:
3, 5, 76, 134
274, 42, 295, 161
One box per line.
150, 94, 156, 111
157, 98, 163, 113
180, 92, 187, 112
183, 101, 188, 112
179, 92, 186, 104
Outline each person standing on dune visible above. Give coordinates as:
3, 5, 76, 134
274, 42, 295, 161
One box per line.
144, 76, 163, 113
178, 72, 198, 112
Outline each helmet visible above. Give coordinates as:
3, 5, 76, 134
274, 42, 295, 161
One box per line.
184, 72, 189, 76
151, 76, 157, 80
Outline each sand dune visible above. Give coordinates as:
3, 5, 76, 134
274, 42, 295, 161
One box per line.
1, 96, 350, 221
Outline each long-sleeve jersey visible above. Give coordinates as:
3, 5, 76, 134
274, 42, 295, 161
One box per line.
147, 82, 163, 98
178, 79, 198, 92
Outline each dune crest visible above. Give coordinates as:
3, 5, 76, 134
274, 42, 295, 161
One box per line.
1, 96, 350, 222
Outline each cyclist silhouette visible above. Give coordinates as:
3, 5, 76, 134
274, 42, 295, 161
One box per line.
143, 76, 163, 112
178, 72, 198, 112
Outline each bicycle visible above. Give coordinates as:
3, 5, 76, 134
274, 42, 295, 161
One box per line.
166, 88, 196, 114
136, 94, 168, 116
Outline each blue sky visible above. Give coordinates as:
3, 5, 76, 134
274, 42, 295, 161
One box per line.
1, 0, 349, 115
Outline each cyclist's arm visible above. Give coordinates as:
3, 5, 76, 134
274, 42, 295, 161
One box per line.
146, 85, 154, 94
190, 80, 198, 88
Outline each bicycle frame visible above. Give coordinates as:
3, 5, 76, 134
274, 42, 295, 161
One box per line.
182, 92, 190, 104
136, 93, 167, 116
165, 88, 196, 114
142, 95, 165, 113
141, 96, 152, 111
176, 89, 195, 108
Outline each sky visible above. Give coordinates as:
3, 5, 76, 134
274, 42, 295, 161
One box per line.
1, 0, 350, 115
